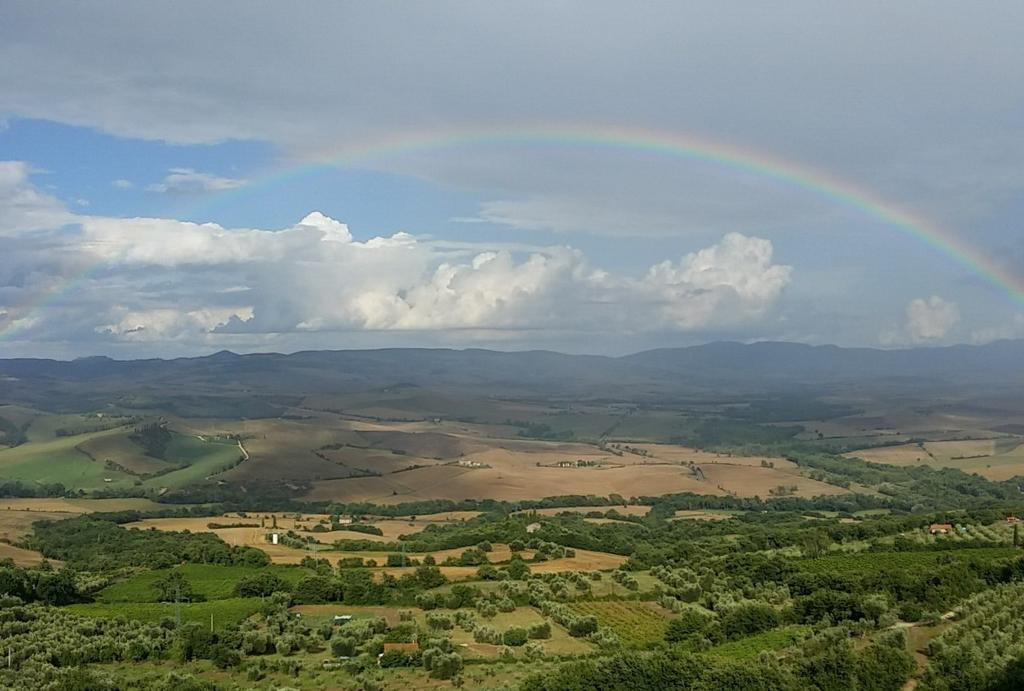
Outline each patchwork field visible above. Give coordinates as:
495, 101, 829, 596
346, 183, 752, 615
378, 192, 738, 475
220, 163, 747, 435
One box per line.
303, 438, 840, 502
619, 443, 792, 468
847, 437, 1024, 479
845, 443, 931, 466
140, 435, 244, 489
0, 413, 245, 492
0, 427, 137, 489
119, 515, 628, 574
0, 497, 171, 513
0, 496, 177, 565
76, 431, 169, 475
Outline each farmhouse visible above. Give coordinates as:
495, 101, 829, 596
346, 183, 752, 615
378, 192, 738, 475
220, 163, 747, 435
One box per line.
378, 641, 420, 665
929, 523, 954, 535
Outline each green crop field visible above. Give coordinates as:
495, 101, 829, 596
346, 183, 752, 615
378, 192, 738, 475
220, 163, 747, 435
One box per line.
67, 598, 263, 628
566, 601, 669, 647
140, 434, 243, 489
96, 564, 312, 603
706, 625, 809, 659
0, 427, 136, 489
24, 413, 130, 442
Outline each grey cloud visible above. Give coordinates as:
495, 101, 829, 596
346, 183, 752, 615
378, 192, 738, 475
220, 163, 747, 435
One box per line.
145, 168, 246, 194
1, 3, 1022, 237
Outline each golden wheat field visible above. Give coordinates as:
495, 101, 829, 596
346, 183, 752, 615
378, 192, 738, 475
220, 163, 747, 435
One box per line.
847, 438, 1024, 480
0, 542, 52, 567
845, 443, 931, 466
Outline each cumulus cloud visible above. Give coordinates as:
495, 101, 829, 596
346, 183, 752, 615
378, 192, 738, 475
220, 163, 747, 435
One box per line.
643, 233, 792, 328
905, 296, 960, 342
145, 168, 246, 194
882, 296, 960, 345
0, 161, 76, 234
0, 165, 792, 351
111, 178, 133, 189
97, 307, 254, 342
970, 314, 1024, 344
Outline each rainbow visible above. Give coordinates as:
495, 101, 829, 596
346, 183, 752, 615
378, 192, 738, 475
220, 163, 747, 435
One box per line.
2, 123, 1021, 342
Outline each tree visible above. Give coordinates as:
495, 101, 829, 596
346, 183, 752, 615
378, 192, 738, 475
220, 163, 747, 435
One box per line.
506, 555, 531, 580
802, 530, 831, 559
503, 627, 528, 646
414, 564, 447, 588
210, 644, 241, 669
331, 637, 357, 657
293, 575, 338, 604
666, 609, 712, 642
721, 603, 780, 639
153, 571, 201, 603
234, 572, 287, 597
568, 616, 598, 637
528, 621, 552, 639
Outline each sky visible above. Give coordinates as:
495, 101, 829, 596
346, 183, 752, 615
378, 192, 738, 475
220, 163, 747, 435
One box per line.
1, 1, 1023, 358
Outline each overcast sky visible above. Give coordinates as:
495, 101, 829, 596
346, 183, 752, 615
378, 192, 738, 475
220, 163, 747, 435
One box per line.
1, 2, 1023, 358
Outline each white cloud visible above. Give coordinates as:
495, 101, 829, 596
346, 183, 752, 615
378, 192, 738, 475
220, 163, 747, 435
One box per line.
905, 296, 960, 342
111, 178, 133, 189
883, 296, 960, 345
145, 167, 246, 194
97, 307, 254, 342
971, 314, 1024, 344
0, 166, 792, 349
0, 161, 76, 235
643, 233, 792, 328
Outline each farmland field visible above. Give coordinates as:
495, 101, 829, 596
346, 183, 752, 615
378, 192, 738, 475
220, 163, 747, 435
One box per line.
76, 431, 170, 475
672, 509, 738, 521
794, 547, 1019, 575
566, 601, 670, 647
445, 607, 593, 658
139, 434, 244, 489
0, 427, 136, 489
0, 541, 50, 566
67, 598, 263, 627
95, 564, 312, 602
0, 497, 172, 513
706, 625, 809, 659
847, 437, 1024, 480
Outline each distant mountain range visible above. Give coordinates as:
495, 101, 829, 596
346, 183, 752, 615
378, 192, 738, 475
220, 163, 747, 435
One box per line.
2, 340, 1023, 399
